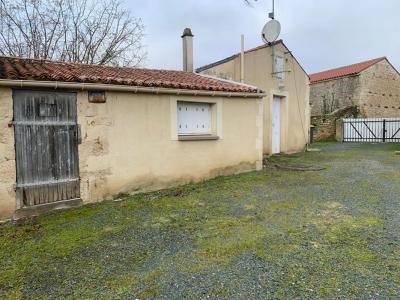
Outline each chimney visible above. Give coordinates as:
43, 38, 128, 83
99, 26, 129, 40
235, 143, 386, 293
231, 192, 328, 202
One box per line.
182, 28, 194, 72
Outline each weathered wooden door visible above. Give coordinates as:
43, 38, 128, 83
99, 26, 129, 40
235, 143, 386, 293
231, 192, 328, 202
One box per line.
13, 90, 80, 207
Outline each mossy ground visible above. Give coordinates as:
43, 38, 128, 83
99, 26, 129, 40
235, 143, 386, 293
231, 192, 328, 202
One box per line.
0, 142, 399, 299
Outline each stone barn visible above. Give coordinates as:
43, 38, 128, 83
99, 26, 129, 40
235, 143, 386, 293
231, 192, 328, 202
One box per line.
309, 57, 400, 141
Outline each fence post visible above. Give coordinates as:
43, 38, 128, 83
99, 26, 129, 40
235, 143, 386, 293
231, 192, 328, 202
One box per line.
336, 119, 344, 142
383, 119, 386, 142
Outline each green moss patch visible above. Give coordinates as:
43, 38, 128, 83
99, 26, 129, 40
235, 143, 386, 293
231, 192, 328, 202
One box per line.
0, 142, 399, 299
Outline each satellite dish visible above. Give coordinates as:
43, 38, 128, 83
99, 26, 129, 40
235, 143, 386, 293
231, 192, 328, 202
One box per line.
261, 19, 281, 44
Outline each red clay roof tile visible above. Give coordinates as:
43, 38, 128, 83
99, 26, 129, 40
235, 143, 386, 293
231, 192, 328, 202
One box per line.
309, 57, 386, 84
0, 56, 260, 94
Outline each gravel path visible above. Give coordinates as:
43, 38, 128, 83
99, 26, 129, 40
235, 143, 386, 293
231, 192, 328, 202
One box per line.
0, 142, 399, 299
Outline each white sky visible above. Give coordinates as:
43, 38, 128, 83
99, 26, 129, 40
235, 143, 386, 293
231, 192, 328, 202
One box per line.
130, 0, 400, 74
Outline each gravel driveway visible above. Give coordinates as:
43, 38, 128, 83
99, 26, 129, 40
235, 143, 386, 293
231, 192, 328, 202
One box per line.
0, 142, 399, 299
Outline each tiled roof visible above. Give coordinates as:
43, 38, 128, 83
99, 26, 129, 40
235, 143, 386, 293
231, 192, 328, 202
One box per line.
0, 56, 260, 94
309, 57, 386, 84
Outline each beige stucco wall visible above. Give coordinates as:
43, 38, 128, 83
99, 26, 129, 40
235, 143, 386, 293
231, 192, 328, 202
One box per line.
77, 91, 264, 205
0, 88, 262, 219
200, 42, 310, 155
78, 92, 262, 203
0, 87, 16, 220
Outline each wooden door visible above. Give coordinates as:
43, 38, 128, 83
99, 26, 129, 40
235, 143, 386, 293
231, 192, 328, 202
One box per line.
272, 96, 281, 154
13, 90, 80, 207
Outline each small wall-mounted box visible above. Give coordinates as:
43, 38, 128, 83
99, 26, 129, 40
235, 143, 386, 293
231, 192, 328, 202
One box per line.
88, 91, 106, 103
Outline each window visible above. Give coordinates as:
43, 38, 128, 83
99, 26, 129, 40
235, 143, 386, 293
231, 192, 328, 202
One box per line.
273, 55, 285, 79
177, 102, 211, 135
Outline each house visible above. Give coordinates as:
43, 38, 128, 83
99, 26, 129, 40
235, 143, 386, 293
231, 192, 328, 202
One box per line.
197, 40, 310, 155
310, 57, 400, 117
309, 57, 400, 141
0, 30, 265, 220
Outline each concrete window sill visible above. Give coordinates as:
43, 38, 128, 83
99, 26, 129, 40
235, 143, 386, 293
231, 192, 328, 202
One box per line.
178, 135, 219, 141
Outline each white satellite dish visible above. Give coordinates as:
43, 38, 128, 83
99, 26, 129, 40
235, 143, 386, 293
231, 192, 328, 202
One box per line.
261, 19, 281, 44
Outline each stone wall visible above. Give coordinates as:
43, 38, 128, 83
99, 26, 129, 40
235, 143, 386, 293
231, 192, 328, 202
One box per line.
311, 106, 358, 142
310, 76, 361, 116
310, 59, 400, 118
358, 59, 400, 117
0, 88, 16, 220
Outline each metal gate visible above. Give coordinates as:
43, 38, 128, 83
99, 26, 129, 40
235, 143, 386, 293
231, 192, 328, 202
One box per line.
342, 118, 400, 143
13, 90, 80, 207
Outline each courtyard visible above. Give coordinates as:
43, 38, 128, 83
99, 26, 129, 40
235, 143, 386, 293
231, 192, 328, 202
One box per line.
0, 142, 399, 299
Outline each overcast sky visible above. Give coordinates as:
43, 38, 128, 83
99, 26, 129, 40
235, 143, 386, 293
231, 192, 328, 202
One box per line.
130, 0, 400, 74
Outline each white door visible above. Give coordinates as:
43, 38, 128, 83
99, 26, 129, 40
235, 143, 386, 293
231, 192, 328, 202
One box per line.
272, 96, 281, 154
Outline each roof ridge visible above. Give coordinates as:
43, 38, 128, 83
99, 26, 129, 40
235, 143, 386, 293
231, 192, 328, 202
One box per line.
310, 57, 386, 77
309, 57, 387, 83
0, 55, 193, 74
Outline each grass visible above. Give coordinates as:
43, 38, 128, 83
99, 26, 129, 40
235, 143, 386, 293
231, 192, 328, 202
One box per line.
0, 142, 400, 299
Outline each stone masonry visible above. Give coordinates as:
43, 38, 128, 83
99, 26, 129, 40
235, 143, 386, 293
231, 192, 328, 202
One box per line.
311, 106, 358, 142
310, 59, 400, 118
310, 76, 361, 116
358, 60, 400, 117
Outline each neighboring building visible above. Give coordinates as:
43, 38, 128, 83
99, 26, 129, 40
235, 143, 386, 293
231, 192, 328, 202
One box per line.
309, 57, 400, 117
197, 40, 310, 155
0, 55, 264, 220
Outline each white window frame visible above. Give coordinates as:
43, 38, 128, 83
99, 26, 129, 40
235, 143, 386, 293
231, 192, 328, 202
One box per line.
170, 97, 223, 141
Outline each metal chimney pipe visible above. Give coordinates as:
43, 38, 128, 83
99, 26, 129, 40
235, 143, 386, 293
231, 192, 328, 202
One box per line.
182, 28, 194, 72
240, 34, 245, 83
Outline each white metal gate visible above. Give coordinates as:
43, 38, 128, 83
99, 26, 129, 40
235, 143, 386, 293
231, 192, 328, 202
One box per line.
342, 118, 400, 143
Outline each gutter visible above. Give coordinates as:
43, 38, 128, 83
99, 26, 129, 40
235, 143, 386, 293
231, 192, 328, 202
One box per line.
0, 79, 266, 98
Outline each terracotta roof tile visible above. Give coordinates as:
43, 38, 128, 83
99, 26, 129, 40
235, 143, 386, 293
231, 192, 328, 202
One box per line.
309, 57, 386, 84
0, 56, 260, 94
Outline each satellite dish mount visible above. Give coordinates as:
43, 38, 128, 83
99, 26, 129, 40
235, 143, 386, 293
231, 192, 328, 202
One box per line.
268, 0, 275, 19
261, 0, 281, 44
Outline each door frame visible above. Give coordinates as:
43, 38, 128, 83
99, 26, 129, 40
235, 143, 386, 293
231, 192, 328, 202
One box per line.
269, 90, 289, 154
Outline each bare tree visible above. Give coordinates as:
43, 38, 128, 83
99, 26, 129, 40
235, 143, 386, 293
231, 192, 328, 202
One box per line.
0, 0, 146, 66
